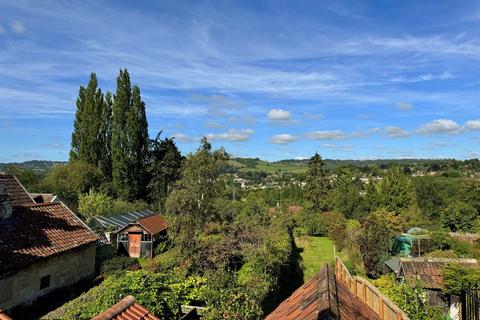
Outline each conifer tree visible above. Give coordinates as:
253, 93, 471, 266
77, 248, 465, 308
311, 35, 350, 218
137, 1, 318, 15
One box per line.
99, 91, 113, 180
305, 152, 330, 210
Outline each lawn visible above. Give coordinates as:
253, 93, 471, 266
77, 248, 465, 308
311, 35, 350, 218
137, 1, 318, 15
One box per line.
295, 236, 335, 281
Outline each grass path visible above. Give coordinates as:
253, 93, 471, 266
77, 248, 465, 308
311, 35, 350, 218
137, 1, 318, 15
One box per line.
295, 236, 335, 281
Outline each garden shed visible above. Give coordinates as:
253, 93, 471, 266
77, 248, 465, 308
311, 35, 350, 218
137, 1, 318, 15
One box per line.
95, 210, 167, 258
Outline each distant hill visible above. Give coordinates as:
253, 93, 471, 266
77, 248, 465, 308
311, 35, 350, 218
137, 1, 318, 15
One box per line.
0, 160, 66, 173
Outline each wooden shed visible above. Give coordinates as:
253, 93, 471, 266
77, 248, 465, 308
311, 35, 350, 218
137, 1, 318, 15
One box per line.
95, 210, 167, 258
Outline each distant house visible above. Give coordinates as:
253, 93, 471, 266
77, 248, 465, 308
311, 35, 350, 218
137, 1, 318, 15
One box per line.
95, 210, 167, 258
0, 174, 98, 311
397, 257, 479, 317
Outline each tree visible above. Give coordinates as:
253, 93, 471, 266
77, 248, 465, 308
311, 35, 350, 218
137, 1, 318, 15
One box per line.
112, 69, 149, 200
165, 138, 228, 252
330, 168, 362, 218
70, 73, 111, 179
98, 91, 113, 181
42, 161, 102, 203
441, 200, 477, 232
375, 167, 414, 214
304, 152, 330, 211
148, 133, 183, 207
359, 211, 394, 278
413, 176, 442, 221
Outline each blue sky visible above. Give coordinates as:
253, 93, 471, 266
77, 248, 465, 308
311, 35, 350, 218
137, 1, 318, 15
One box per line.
1, 0, 480, 162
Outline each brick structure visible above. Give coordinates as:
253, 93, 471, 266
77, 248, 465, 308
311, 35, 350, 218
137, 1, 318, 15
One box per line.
0, 174, 98, 311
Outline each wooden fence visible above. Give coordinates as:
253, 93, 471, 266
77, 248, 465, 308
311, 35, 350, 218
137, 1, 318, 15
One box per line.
335, 257, 409, 320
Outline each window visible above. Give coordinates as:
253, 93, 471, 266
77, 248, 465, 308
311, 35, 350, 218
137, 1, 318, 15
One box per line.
142, 233, 152, 241
118, 233, 128, 241
40, 275, 50, 290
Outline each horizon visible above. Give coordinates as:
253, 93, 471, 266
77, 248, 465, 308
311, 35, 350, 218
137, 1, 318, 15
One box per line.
2, 1, 480, 162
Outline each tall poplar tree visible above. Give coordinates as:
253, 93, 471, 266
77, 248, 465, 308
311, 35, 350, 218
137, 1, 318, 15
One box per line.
111, 69, 149, 200
70, 73, 111, 179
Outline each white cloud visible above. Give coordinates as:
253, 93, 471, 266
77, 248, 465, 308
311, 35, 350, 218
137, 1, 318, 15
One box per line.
385, 126, 410, 138
11, 20, 25, 34
390, 72, 452, 83
206, 129, 254, 142
305, 130, 347, 140
268, 109, 292, 121
172, 133, 194, 143
271, 133, 298, 144
465, 119, 480, 130
418, 119, 463, 135
0, 25, 5, 34
351, 127, 381, 138
396, 101, 413, 111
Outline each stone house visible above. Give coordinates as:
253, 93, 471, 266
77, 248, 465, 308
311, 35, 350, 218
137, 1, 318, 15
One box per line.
0, 174, 98, 311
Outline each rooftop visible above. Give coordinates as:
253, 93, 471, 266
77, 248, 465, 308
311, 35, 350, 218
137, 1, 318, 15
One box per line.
399, 257, 479, 289
95, 210, 157, 231
0, 174, 34, 206
91, 295, 160, 320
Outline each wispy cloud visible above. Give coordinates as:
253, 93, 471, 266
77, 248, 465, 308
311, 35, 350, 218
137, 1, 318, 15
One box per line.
396, 101, 413, 111
417, 119, 463, 135
385, 126, 410, 138
10, 20, 25, 34
305, 130, 347, 140
271, 133, 298, 144
205, 129, 254, 142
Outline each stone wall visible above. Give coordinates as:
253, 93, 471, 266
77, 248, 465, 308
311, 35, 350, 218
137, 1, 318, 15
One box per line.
0, 243, 96, 310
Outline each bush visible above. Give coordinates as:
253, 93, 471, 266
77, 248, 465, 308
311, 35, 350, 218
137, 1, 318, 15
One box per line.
101, 256, 140, 276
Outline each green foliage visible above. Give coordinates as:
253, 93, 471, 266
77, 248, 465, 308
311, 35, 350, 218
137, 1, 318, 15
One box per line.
329, 168, 363, 218
442, 263, 480, 295
373, 167, 415, 214
101, 256, 140, 276
304, 152, 330, 211
148, 133, 183, 207
372, 275, 444, 320
359, 211, 394, 278
112, 69, 149, 200
70, 73, 112, 180
42, 160, 101, 202
441, 200, 478, 232
3, 165, 44, 192
78, 189, 148, 224
53, 271, 205, 319
200, 269, 263, 320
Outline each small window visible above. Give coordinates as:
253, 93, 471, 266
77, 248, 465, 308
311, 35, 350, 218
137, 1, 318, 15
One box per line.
142, 233, 152, 241
118, 233, 128, 241
40, 275, 50, 290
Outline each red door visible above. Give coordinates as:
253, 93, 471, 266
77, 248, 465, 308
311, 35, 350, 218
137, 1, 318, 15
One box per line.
129, 233, 141, 257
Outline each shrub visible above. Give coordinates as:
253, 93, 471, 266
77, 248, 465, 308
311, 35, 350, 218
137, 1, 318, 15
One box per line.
101, 256, 140, 276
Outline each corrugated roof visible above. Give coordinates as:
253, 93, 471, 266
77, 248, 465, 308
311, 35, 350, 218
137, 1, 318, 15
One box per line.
92, 295, 160, 320
95, 210, 155, 230
399, 258, 479, 289
0, 202, 98, 273
0, 174, 34, 206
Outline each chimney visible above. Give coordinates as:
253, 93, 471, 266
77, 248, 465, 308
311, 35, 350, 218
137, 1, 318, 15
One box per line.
0, 183, 12, 219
